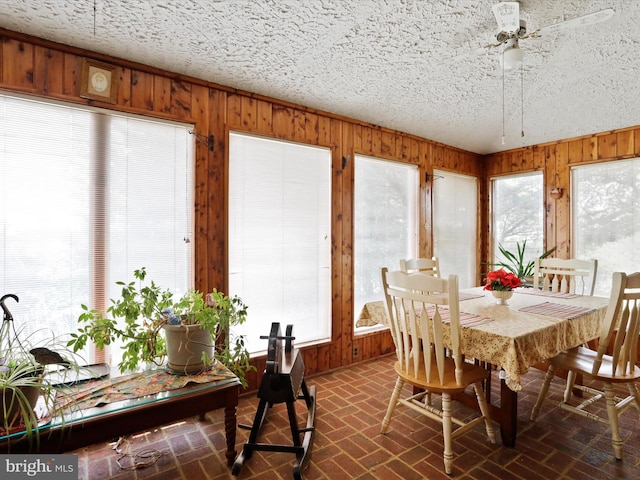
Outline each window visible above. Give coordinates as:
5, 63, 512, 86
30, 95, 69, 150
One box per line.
0, 94, 193, 366
491, 172, 545, 268
228, 133, 332, 354
433, 170, 477, 288
573, 158, 640, 296
354, 155, 419, 328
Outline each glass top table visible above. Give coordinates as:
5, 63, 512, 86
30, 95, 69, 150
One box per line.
0, 363, 241, 466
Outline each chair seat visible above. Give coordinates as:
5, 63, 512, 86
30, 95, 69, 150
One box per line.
381, 269, 496, 474
530, 271, 640, 461
549, 346, 640, 383
394, 356, 490, 394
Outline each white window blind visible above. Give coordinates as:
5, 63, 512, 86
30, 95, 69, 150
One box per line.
228, 132, 331, 354
573, 158, 640, 297
0, 94, 193, 366
433, 170, 477, 288
354, 155, 418, 328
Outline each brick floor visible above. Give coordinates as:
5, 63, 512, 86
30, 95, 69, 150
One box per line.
68, 356, 640, 479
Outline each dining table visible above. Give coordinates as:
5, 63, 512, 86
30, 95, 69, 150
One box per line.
357, 286, 611, 447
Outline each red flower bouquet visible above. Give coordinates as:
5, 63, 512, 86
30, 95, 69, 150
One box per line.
483, 269, 522, 291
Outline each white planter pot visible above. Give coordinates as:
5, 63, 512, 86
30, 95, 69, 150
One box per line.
163, 324, 214, 374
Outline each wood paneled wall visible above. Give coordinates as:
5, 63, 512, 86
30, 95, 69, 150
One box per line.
484, 128, 640, 260
0, 29, 482, 391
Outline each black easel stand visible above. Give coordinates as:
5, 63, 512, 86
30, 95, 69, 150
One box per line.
232, 323, 316, 479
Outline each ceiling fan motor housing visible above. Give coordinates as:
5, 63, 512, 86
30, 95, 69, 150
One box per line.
496, 19, 527, 43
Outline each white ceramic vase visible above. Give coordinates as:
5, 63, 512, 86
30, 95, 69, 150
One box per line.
491, 290, 513, 305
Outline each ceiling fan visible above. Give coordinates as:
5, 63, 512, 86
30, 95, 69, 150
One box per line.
486, 2, 615, 145
489, 2, 615, 71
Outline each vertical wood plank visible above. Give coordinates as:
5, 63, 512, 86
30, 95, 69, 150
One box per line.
316, 344, 331, 372
371, 129, 382, 157
352, 124, 362, 152
410, 138, 420, 165
227, 94, 242, 129
381, 131, 394, 158
62, 53, 82, 97
582, 136, 597, 161
170, 78, 191, 118
116, 66, 130, 107
393, 133, 403, 159
33, 46, 63, 95
554, 143, 570, 257
567, 139, 583, 164
432, 145, 444, 168
130, 70, 154, 111
241, 96, 257, 130
317, 115, 331, 145
521, 148, 533, 170
401, 136, 411, 161
205, 88, 227, 291
301, 348, 318, 376
543, 145, 555, 253
256, 99, 272, 133
293, 109, 305, 141
362, 127, 373, 155
190, 83, 211, 291
532, 146, 545, 171
337, 120, 352, 368
153, 75, 172, 114
597, 133, 617, 160
2, 39, 34, 89
304, 111, 319, 144
272, 105, 295, 139
616, 130, 633, 157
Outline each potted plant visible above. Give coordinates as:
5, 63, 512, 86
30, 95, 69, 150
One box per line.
489, 240, 556, 284
1, 293, 79, 443
68, 268, 253, 386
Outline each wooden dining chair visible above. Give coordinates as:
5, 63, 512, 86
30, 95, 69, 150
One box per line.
380, 268, 495, 475
399, 257, 440, 277
530, 271, 640, 460
532, 257, 598, 295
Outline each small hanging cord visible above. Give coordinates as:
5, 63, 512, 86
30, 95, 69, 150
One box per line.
520, 59, 525, 138
184, 132, 191, 244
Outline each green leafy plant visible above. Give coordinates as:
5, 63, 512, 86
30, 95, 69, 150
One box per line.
1, 294, 81, 443
69, 268, 253, 386
489, 240, 556, 280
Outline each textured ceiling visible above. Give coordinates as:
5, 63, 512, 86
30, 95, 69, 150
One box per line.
0, 0, 638, 154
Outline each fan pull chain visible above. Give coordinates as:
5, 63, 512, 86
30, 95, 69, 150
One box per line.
501, 48, 506, 145
521, 61, 525, 138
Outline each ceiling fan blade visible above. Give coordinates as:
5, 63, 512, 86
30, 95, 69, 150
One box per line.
529, 8, 615, 37
492, 2, 520, 33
